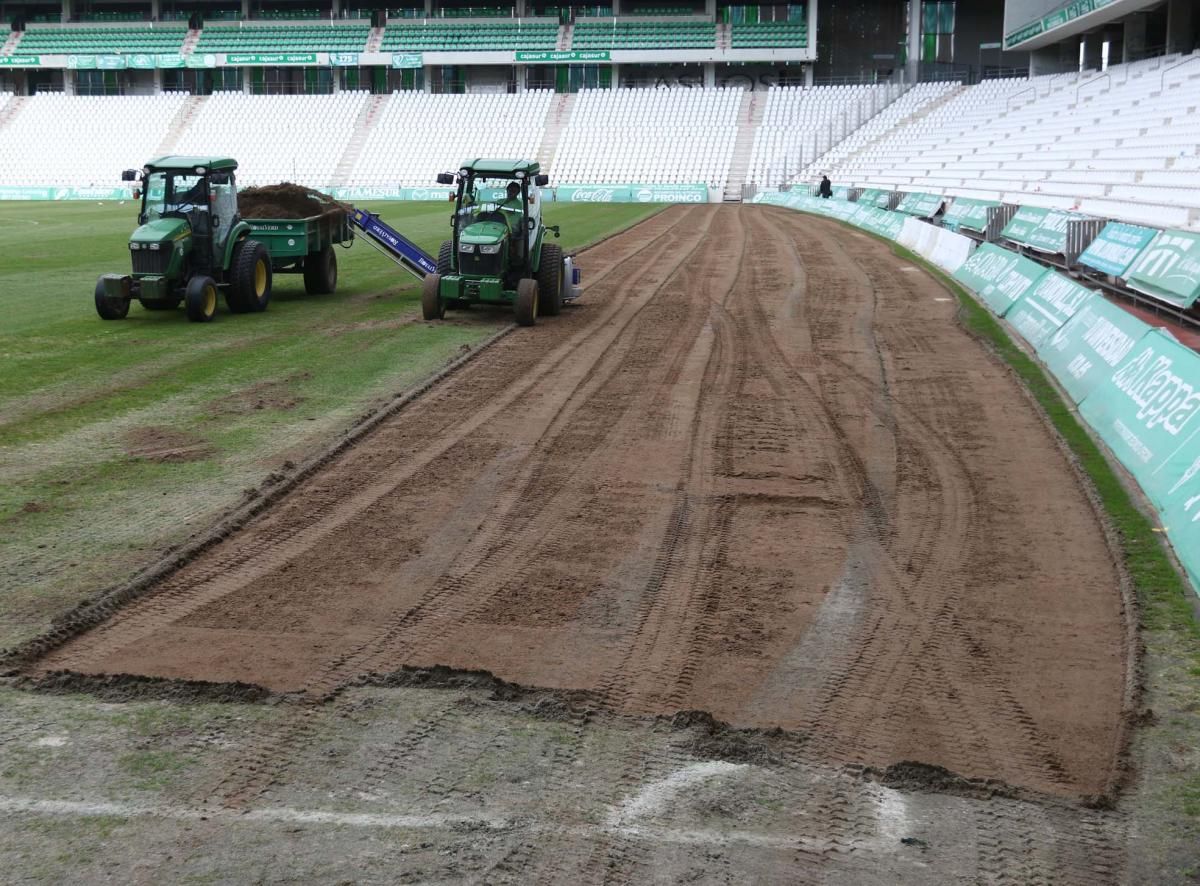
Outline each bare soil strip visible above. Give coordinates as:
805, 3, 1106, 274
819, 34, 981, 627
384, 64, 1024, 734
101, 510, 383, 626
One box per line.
28, 206, 1130, 812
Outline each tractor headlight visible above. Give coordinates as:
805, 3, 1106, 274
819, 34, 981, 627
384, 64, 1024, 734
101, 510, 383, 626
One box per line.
148, 243, 161, 251
129, 242, 141, 250
478, 244, 501, 254
459, 242, 475, 253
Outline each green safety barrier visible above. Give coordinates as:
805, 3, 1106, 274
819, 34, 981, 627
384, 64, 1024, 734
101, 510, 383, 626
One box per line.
952, 242, 1049, 316
896, 192, 942, 218
1001, 205, 1049, 244
1038, 294, 1151, 404
943, 197, 997, 232
0, 186, 132, 200
1006, 271, 1095, 349
1078, 221, 1158, 278
1164, 474, 1200, 591
1079, 329, 1200, 512
1125, 229, 1200, 310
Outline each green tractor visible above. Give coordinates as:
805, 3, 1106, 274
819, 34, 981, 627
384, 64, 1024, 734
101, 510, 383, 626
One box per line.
425, 159, 571, 327
95, 156, 273, 323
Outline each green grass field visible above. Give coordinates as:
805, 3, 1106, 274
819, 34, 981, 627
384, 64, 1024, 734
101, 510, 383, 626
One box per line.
0, 200, 659, 649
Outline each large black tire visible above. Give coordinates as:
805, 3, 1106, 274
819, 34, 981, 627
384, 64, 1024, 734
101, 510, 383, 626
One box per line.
94, 278, 129, 320
538, 243, 563, 317
422, 273, 445, 321
185, 275, 219, 323
228, 238, 272, 313
139, 296, 180, 311
515, 278, 538, 327
437, 239, 453, 274
303, 244, 338, 295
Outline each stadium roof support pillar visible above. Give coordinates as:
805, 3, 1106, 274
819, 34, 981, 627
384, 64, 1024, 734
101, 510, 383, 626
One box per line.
703, 63, 715, 87
704, 0, 715, 17
1124, 13, 1147, 61
150, 0, 160, 19
241, 0, 250, 19
905, 0, 920, 84
60, 0, 70, 23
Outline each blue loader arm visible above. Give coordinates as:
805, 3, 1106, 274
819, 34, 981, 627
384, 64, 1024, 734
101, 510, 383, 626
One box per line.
348, 207, 439, 280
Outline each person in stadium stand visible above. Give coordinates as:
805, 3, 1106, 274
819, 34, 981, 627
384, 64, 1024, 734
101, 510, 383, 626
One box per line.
819, 175, 833, 199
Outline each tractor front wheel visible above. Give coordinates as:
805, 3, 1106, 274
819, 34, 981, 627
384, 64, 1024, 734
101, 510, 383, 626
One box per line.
185, 275, 219, 323
538, 243, 563, 317
228, 238, 272, 313
303, 245, 338, 295
422, 273, 445, 321
515, 278, 539, 327
94, 278, 129, 321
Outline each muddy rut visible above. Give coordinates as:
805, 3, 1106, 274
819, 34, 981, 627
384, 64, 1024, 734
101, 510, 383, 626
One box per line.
29, 205, 1129, 808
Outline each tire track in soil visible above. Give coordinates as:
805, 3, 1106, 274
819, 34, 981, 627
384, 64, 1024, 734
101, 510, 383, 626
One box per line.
20, 206, 1131, 880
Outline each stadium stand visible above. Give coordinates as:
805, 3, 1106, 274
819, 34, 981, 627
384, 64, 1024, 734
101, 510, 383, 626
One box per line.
730, 21, 808, 49
345, 90, 553, 187
747, 84, 887, 188
0, 93, 187, 187
551, 87, 739, 189
380, 21, 558, 52
819, 52, 1200, 229
194, 24, 371, 53
571, 19, 716, 50
173, 92, 370, 189
13, 25, 188, 54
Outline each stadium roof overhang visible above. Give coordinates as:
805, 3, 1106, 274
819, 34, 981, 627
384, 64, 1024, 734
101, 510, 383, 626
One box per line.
1005, 0, 1165, 51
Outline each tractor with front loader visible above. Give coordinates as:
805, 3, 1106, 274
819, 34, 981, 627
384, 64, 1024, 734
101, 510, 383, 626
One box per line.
424, 159, 577, 326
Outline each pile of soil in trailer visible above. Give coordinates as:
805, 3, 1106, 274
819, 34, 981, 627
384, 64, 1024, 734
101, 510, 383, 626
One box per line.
238, 183, 350, 220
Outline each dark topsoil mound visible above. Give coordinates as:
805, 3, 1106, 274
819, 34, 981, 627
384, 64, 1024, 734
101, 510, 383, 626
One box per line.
239, 183, 351, 220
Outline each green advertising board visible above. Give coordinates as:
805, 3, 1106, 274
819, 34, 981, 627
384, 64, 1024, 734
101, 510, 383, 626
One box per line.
187, 53, 218, 68
330, 52, 360, 66
1005, 20, 1043, 48
1163, 470, 1200, 592
554, 183, 707, 204
1125, 229, 1200, 310
155, 53, 185, 68
856, 188, 890, 209
1038, 295, 1151, 405
897, 192, 942, 218
126, 54, 157, 70
943, 198, 997, 232
1079, 329, 1200, 511
330, 185, 452, 201
1078, 221, 1158, 278
0, 55, 40, 66
0, 186, 132, 201
953, 242, 1049, 316
1006, 271, 1095, 349
1024, 209, 1076, 254
226, 53, 318, 65
1001, 205, 1049, 244
391, 53, 423, 68
515, 50, 611, 63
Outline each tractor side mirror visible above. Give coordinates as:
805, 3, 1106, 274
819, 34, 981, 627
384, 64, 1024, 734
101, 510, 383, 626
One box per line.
132, 188, 141, 200
121, 169, 139, 182
436, 173, 455, 185
534, 174, 549, 187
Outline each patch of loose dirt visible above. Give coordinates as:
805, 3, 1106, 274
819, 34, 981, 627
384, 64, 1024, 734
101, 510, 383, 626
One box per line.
17, 206, 1142, 881
237, 183, 350, 220
122, 426, 213, 463
207, 373, 311, 416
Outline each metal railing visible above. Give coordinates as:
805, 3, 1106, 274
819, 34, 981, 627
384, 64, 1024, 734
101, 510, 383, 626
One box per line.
1005, 84, 1034, 111
1075, 71, 1109, 105
1159, 53, 1200, 93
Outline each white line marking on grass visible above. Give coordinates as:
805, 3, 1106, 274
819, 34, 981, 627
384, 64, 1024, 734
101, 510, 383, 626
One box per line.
607, 761, 746, 827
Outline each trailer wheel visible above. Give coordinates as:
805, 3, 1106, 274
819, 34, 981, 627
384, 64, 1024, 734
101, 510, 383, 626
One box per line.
422, 273, 445, 321
185, 275, 219, 323
303, 245, 338, 295
515, 278, 538, 327
139, 297, 180, 311
538, 243, 563, 317
229, 238, 272, 313
94, 278, 129, 321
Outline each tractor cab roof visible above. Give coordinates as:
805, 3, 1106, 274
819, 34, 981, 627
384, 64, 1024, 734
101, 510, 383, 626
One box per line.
144, 156, 239, 174
458, 158, 540, 179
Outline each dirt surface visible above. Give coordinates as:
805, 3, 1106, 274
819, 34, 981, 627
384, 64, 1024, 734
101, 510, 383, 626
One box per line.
237, 183, 349, 220
16, 205, 1139, 881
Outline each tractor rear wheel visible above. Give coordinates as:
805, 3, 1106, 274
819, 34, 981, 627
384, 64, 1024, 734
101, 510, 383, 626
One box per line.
228, 238, 272, 313
139, 297, 180, 311
422, 273, 445, 321
515, 278, 538, 327
185, 275, 219, 323
94, 278, 129, 321
437, 240, 453, 274
538, 243, 563, 317
303, 245, 338, 295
